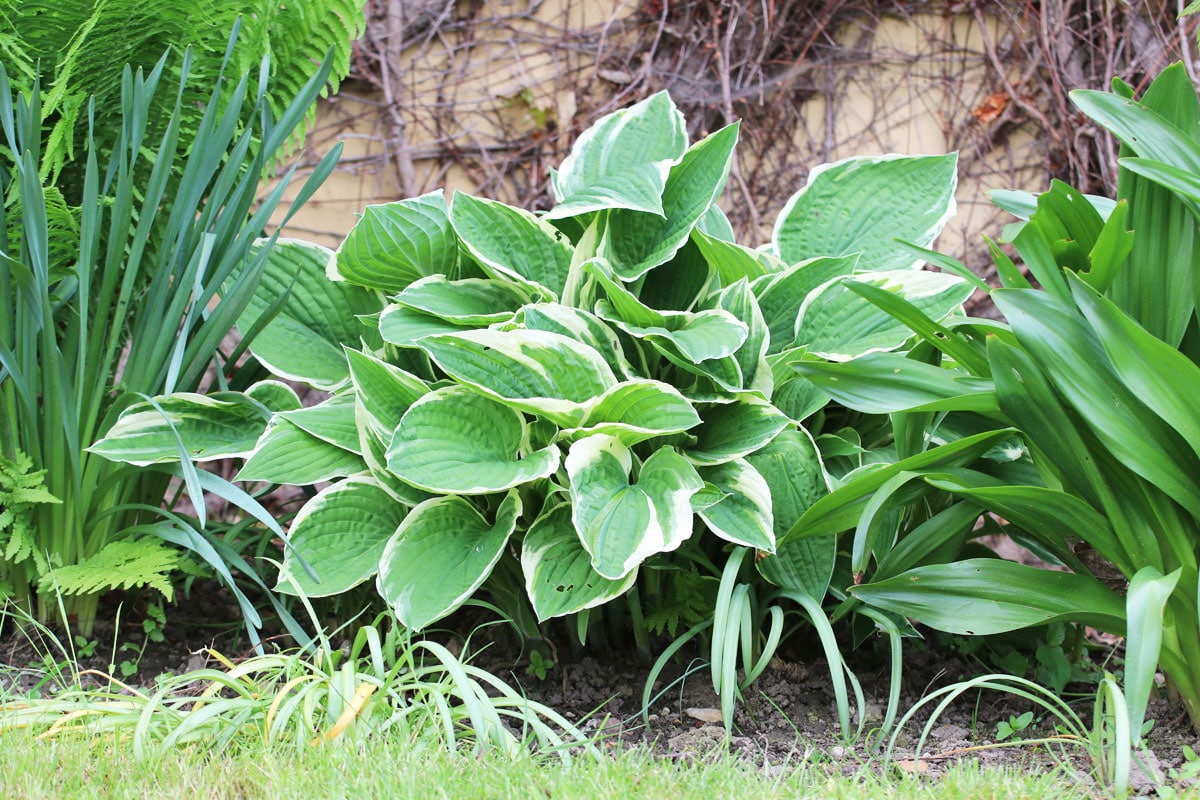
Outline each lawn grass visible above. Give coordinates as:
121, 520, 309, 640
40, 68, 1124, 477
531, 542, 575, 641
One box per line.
0, 730, 1137, 800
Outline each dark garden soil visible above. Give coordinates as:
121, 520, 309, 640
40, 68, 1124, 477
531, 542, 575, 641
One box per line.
2, 582, 1197, 795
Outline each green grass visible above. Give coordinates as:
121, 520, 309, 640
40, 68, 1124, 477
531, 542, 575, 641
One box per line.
0, 731, 1132, 800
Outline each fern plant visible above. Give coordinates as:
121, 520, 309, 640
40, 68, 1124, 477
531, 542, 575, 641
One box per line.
0, 450, 59, 601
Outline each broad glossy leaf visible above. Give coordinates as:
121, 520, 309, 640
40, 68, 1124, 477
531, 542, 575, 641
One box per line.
772, 153, 958, 269
280, 392, 360, 453
451, 193, 573, 298
346, 348, 429, 436
520, 303, 630, 378
394, 275, 530, 325
240, 239, 381, 389
794, 352, 996, 415
602, 123, 739, 280
692, 229, 773, 284
548, 91, 687, 218
798, 270, 971, 360
378, 304, 466, 346
754, 255, 859, 354
687, 395, 791, 466
417, 328, 617, 425
636, 238, 714, 312
378, 491, 521, 630
387, 386, 559, 494
334, 192, 458, 292
237, 418, 365, 485
522, 504, 636, 620
566, 379, 701, 445
245, 380, 302, 413
694, 459, 775, 551
714, 279, 771, 394
566, 436, 703, 579
850, 559, 1127, 636
276, 477, 406, 597
90, 392, 270, 465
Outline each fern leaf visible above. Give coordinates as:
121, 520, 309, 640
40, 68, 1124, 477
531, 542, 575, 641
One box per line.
37, 539, 180, 600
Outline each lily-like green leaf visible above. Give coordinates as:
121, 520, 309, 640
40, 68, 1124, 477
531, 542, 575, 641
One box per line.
850, 559, 1127, 636
547, 91, 687, 219
377, 491, 522, 630
451, 193, 573, 298
1123, 567, 1181, 745
236, 419, 365, 485
714, 279, 771, 394
89, 392, 270, 466
393, 275, 530, 325
692, 228, 774, 284
772, 153, 958, 269
687, 395, 791, 466
694, 459, 775, 551
277, 477, 406, 597
794, 352, 997, 415
566, 435, 703, 579
522, 503, 636, 621
387, 386, 559, 495
334, 192, 458, 292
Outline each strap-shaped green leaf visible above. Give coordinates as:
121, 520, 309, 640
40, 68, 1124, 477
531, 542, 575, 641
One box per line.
521, 503, 636, 621
334, 192, 458, 292
236, 418, 365, 485
547, 91, 687, 219
451, 193, 573, 298
772, 153, 958, 269
566, 435, 703, 579
89, 392, 270, 465
1124, 566, 1181, 745
416, 328, 617, 425
694, 459, 775, 552
564, 379, 701, 446
277, 477, 406, 597
687, 395, 790, 466
794, 352, 996, 415
798, 270, 971, 360
377, 491, 521, 630
850, 559, 1127, 636
601, 123, 739, 280
393, 275, 531, 325
387, 386, 559, 495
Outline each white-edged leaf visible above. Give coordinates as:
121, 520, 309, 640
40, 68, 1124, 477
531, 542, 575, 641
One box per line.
244, 380, 302, 413
566, 435, 703, 579
377, 491, 521, 630
563, 379, 701, 445
236, 418, 364, 485
394, 274, 530, 325
772, 153, 958, 268
687, 395, 791, 465
378, 304, 468, 346
520, 303, 631, 378
334, 192, 458, 292
522, 503, 636, 621
276, 477, 406, 597
694, 459, 775, 551
451, 193, 573, 298
279, 392, 361, 454
547, 91, 687, 218
387, 386, 560, 494
714, 279, 772, 394
346, 348, 429, 436
754, 255, 859, 353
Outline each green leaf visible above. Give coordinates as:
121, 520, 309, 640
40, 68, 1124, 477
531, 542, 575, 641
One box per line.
798, 270, 972, 360
694, 459, 775, 551
279, 392, 361, 454
387, 386, 560, 495
687, 396, 791, 466
772, 153, 958, 268
244, 380, 302, 413
236, 419, 364, 485
1123, 567, 1180, 745
754, 255, 858, 354
334, 192, 458, 292
850, 559, 1127, 636
450, 193, 573, 298
393, 275, 530, 325
377, 491, 522, 630
89, 392, 270, 466
240, 239, 381, 390
714, 279, 771, 394
520, 303, 631, 378
548, 91, 687, 218
794, 352, 996, 415
346, 349, 429, 437
522, 503, 636, 621
566, 436, 703, 579
416, 328, 617, 425
601, 123, 739, 280
276, 477, 405, 597
692, 229, 773, 284
566, 379, 701, 445
378, 304, 468, 347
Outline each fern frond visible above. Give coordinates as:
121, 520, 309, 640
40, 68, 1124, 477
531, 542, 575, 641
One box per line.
38, 539, 180, 600
0, 451, 59, 576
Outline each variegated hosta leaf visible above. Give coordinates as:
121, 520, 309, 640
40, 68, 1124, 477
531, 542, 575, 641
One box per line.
377, 490, 522, 630
798, 270, 972, 361
687, 395, 791, 466
522, 503, 636, 620
378, 304, 467, 347
276, 477, 406, 597
279, 392, 360, 454
236, 418, 365, 485
240, 239, 381, 390
387, 386, 560, 494
520, 303, 631, 379
691, 229, 776, 284
88, 392, 271, 466
693, 459, 775, 552
566, 435, 703, 580
394, 275, 530, 325
244, 380, 302, 413
601, 123, 739, 280
547, 91, 687, 219
748, 428, 835, 598
357, 404, 438, 507
753, 255, 859, 354
450, 193, 573, 298
346, 348, 429, 438
563, 379, 702, 446
713, 279, 771, 395
772, 153, 959, 269
416, 328, 617, 425
334, 191, 458, 292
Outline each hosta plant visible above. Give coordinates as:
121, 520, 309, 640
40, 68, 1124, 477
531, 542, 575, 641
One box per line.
786, 63, 1200, 734
92, 93, 970, 654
